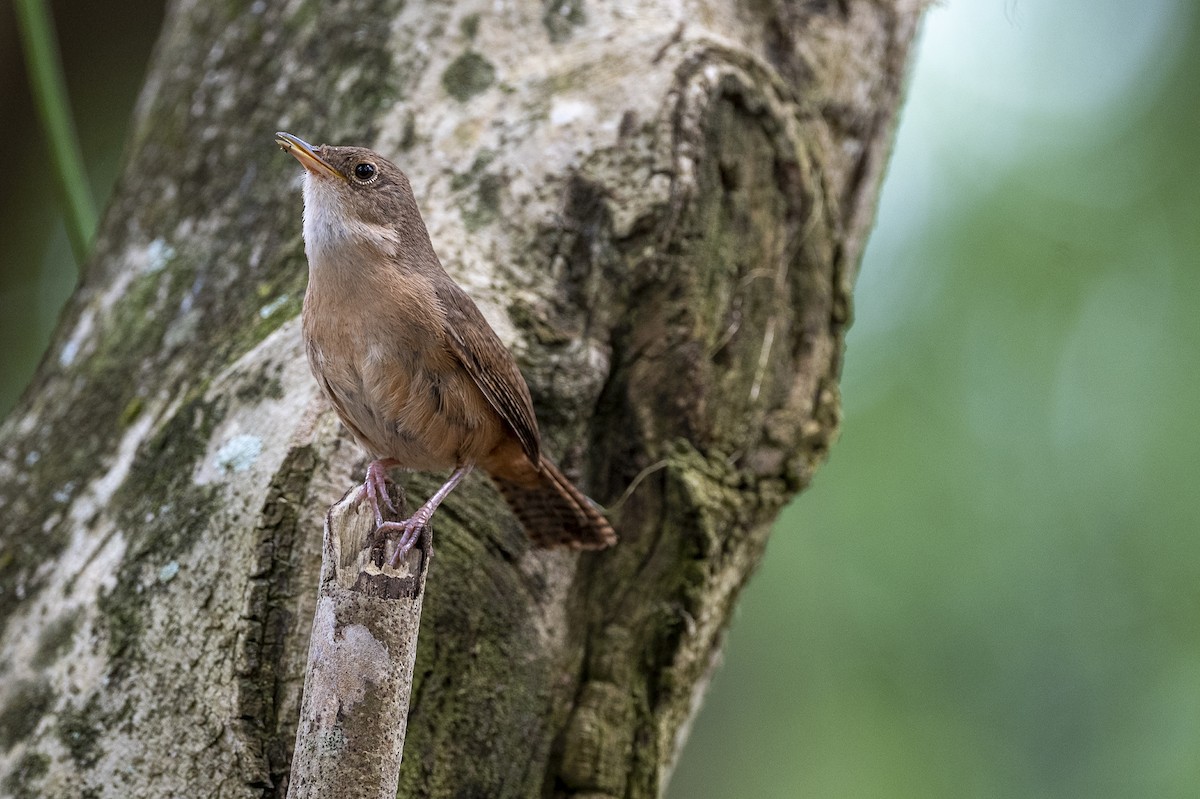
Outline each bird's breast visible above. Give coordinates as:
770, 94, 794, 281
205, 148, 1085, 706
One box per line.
302, 275, 504, 470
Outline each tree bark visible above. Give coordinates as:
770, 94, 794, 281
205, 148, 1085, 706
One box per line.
0, 1, 925, 796
286, 484, 429, 799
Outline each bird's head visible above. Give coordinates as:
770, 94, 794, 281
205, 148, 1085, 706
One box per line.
276, 132, 428, 261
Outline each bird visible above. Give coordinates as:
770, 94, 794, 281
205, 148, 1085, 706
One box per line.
275, 132, 616, 565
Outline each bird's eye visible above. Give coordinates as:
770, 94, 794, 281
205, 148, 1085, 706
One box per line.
353, 162, 377, 182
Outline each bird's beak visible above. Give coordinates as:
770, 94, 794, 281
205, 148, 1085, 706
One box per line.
275, 132, 342, 180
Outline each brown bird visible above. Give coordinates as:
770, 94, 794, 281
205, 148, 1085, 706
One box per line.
276, 132, 616, 564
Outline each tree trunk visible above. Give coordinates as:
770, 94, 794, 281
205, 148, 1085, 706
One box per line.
0, 1, 925, 796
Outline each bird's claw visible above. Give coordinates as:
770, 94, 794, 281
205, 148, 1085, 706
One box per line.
355, 459, 398, 527
377, 515, 429, 568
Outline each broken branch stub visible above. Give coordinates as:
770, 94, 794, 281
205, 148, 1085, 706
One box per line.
287, 484, 430, 799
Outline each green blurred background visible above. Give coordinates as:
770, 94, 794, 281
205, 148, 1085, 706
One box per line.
2, 2, 1198, 797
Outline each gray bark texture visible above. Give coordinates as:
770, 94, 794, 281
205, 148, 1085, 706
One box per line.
287, 485, 428, 799
0, 0, 925, 797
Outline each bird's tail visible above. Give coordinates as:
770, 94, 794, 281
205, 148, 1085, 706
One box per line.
490, 457, 616, 549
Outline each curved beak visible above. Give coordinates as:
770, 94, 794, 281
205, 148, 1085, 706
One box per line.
275, 132, 342, 180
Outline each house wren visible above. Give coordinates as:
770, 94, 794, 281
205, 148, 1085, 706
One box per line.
275, 132, 616, 564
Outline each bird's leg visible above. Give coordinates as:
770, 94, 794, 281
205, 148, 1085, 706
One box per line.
380, 463, 474, 568
355, 458, 399, 527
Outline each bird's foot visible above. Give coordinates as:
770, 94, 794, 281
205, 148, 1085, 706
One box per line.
365, 463, 471, 568
378, 511, 433, 568
354, 458, 399, 527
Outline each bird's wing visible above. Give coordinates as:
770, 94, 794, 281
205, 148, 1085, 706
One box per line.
437, 281, 541, 466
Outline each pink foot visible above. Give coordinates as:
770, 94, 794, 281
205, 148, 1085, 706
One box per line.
376, 463, 474, 568
379, 514, 431, 568
355, 459, 398, 527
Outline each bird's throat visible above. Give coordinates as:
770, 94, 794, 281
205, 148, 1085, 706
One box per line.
301, 177, 401, 275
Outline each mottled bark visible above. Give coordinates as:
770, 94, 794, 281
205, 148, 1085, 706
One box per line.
0, 0, 925, 797
288, 486, 428, 799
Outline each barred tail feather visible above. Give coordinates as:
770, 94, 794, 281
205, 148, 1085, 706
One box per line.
490, 457, 616, 549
